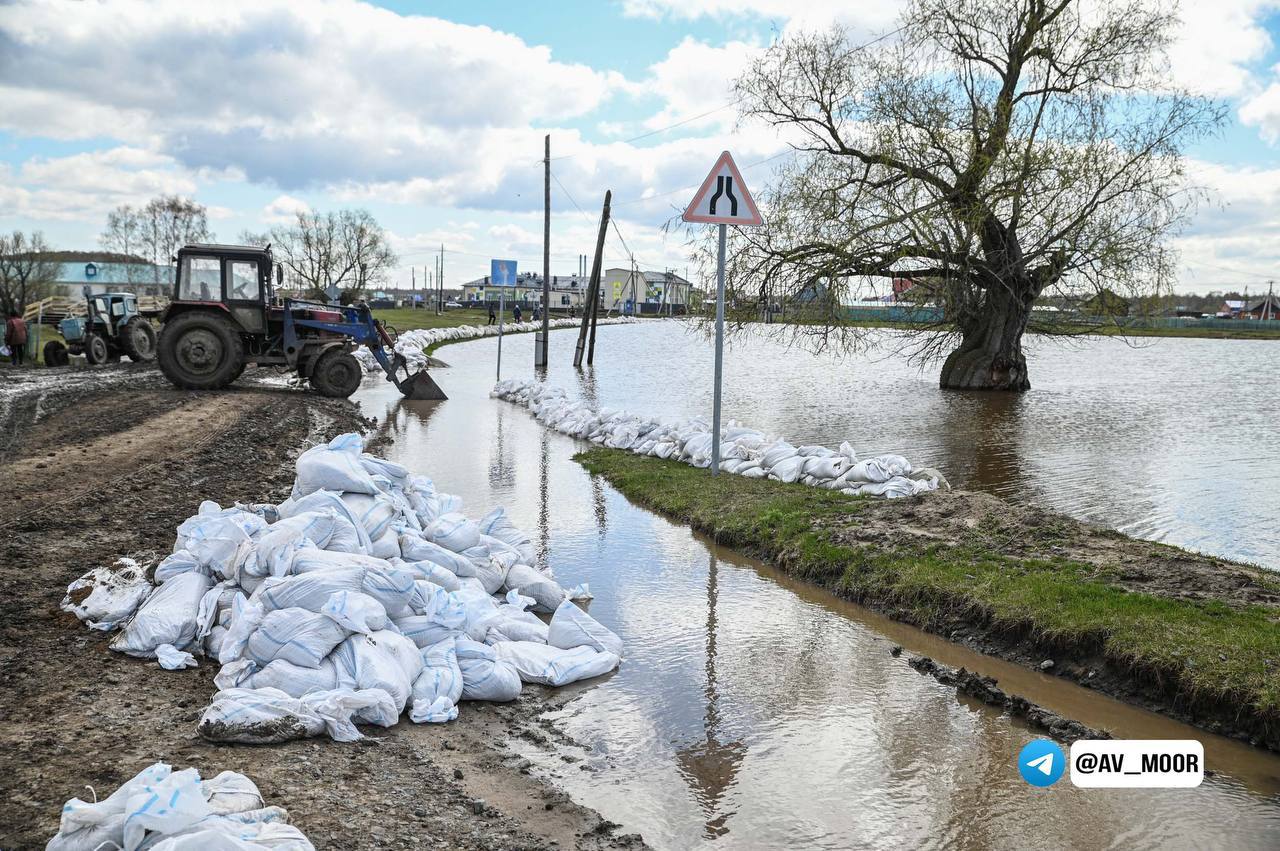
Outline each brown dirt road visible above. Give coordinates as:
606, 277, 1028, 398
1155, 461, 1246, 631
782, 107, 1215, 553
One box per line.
0, 366, 642, 850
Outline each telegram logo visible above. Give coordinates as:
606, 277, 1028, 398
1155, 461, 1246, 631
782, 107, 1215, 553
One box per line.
1019, 739, 1065, 787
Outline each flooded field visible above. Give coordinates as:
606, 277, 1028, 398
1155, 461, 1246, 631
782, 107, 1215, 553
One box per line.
355, 326, 1280, 850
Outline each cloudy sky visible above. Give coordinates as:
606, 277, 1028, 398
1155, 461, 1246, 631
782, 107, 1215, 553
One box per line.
4, 0, 1280, 294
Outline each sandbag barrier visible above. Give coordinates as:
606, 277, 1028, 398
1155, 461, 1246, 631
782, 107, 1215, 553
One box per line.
491, 378, 949, 498
61, 433, 624, 751
46, 763, 315, 851
352, 317, 638, 373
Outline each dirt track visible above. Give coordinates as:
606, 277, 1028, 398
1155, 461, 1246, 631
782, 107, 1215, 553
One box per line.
0, 366, 642, 850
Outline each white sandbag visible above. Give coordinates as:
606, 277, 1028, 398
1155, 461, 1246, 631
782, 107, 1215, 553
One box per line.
503, 563, 566, 613
767, 454, 808, 484
330, 630, 422, 715
156, 643, 199, 670
802, 454, 847, 479
202, 770, 264, 815
486, 590, 549, 644
393, 584, 467, 647
320, 590, 388, 634
369, 528, 401, 559
547, 599, 623, 657
224, 657, 342, 697
111, 571, 213, 657
178, 507, 259, 580
147, 819, 314, 851
277, 490, 372, 554
154, 549, 205, 583
838, 441, 859, 461
761, 441, 798, 468
61, 558, 152, 631
409, 637, 464, 723
293, 433, 378, 497
472, 557, 509, 596
427, 512, 480, 553
478, 507, 535, 564
493, 641, 620, 687
205, 624, 229, 659
252, 510, 359, 577
48, 762, 170, 851
360, 452, 408, 485
245, 608, 350, 669
454, 638, 522, 702
255, 568, 366, 614
399, 559, 462, 591
339, 492, 400, 542
398, 532, 477, 577
740, 465, 768, 479
198, 686, 397, 744
452, 582, 501, 641
289, 548, 391, 575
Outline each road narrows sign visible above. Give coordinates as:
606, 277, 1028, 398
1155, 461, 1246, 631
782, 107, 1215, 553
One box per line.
682, 150, 764, 226
683, 151, 765, 478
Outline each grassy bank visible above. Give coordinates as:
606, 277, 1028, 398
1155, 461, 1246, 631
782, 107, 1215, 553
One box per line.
576, 447, 1280, 746
372, 307, 492, 332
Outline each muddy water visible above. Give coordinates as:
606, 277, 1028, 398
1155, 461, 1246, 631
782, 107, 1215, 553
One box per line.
355, 328, 1280, 849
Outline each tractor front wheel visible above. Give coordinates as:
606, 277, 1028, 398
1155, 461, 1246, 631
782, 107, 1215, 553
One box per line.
85, 334, 109, 365
43, 340, 69, 367
158, 311, 245, 390
121, 317, 158, 362
310, 349, 363, 399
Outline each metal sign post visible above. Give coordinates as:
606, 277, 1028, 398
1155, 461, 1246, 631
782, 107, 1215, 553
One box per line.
682, 151, 764, 476
491, 259, 517, 381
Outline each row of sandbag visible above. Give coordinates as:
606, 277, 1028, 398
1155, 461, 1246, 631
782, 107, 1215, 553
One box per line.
352, 316, 637, 373
62, 432, 624, 745
47, 763, 312, 851
490, 378, 947, 498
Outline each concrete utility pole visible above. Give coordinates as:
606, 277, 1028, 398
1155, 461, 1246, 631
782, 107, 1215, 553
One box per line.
574, 190, 611, 367
439, 245, 444, 314
537, 134, 550, 367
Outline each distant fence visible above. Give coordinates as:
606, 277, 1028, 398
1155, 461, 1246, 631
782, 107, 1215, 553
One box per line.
836, 305, 1280, 334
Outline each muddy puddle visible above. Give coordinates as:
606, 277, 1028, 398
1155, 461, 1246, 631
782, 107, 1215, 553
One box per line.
355, 329, 1280, 849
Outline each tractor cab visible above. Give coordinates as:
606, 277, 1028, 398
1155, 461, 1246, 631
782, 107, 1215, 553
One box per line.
157, 242, 444, 400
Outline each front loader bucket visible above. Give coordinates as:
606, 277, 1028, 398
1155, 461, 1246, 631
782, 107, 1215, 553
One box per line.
398, 369, 448, 400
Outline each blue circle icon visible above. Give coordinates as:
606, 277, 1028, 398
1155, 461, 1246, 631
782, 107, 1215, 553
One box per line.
1018, 739, 1065, 787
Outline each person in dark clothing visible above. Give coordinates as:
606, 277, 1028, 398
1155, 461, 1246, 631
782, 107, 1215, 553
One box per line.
5, 310, 27, 366
513, 304, 522, 323
488, 307, 496, 325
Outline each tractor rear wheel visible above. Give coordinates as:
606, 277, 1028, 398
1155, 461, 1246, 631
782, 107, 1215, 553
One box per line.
85, 334, 109, 365
43, 340, 69, 367
310, 349, 363, 398
158, 311, 244, 390
121, 317, 158, 362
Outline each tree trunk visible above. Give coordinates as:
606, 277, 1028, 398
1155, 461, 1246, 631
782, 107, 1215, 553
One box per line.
939, 284, 1032, 391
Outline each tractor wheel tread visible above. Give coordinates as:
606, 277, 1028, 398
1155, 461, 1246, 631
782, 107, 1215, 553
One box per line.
157, 311, 244, 390
121, 316, 158, 362
310, 349, 363, 398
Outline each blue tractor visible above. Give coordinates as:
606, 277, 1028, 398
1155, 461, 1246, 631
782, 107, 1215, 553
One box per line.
44, 288, 158, 366
155, 243, 444, 399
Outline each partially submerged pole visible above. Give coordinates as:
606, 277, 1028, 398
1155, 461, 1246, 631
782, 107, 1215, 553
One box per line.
537, 134, 550, 367
574, 190, 611, 367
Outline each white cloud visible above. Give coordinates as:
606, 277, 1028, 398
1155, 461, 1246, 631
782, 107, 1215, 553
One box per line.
262, 195, 312, 225
0, 146, 198, 222
642, 38, 759, 131
0, 0, 623, 194
1174, 159, 1280, 289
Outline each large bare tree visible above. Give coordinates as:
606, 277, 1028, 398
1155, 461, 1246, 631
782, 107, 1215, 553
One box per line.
248, 209, 396, 301
100, 195, 212, 287
0, 231, 60, 315
724, 0, 1222, 390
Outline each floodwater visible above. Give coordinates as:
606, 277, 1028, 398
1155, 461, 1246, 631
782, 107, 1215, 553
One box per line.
354, 324, 1280, 850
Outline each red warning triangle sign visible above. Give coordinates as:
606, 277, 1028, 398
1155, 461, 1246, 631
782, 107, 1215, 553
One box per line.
682, 151, 764, 226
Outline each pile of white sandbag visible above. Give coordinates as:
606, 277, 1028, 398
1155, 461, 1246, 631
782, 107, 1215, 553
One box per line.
353, 317, 637, 374
62, 432, 623, 744
491, 378, 948, 498
46, 762, 313, 850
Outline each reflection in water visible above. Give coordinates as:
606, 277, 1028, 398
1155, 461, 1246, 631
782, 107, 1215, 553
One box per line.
591, 474, 608, 538
577, 364, 599, 406
537, 428, 551, 569
936, 392, 1028, 496
488, 405, 510, 489
675, 552, 745, 840
355, 331, 1280, 850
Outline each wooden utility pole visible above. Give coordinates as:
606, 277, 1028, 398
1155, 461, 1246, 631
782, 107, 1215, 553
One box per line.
574, 190, 611, 367
538, 134, 550, 366
438, 245, 444, 314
